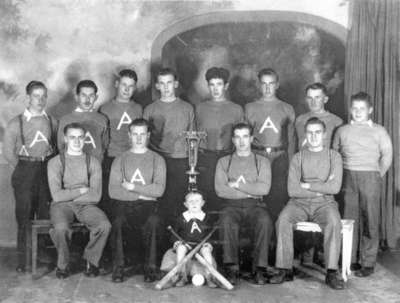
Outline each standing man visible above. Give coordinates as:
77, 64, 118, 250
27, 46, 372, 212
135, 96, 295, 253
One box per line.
57, 80, 109, 163
215, 123, 273, 285
99, 69, 143, 220
108, 118, 166, 283
143, 68, 194, 223
333, 92, 392, 277
295, 83, 343, 150
3, 81, 57, 272
48, 123, 111, 279
270, 118, 344, 290
245, 68, 295, 220
196, 67, 243, 212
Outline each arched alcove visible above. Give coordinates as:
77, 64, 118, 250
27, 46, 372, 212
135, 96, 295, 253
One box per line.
151, 11, 348, 118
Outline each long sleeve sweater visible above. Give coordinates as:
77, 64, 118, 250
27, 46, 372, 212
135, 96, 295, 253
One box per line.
332, 122, 392, 175
99, 100, 143, 157
47, 153, 102, 204
245, 98, 296, 158
3, 112, 57, 167
108, 149, 166, 201
288, 148, 342, 203
195, 100, 243, 151
215, 152, 271, 200
57, 111, 109, 162
143, 98, 194, 158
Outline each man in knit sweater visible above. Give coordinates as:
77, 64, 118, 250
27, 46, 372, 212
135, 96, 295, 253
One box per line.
48, 123, 111, 279
3, 81, 57, 272
57, 80, 109, 163
333, 92, 392, 277
215, 122, 273, 285
270, 117, 344, 290
108, 118, 166, 283
295, 82, 343, 150
143, 68, 195, 223
245, 68, 295, 221
196, 67, 244, 212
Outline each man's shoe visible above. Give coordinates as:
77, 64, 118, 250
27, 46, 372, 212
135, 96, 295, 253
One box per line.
84, 262, 99, 277
55, 267, 70, 279
355, 267, 374, 277
206, 277, 218, 288
112, 266, 124, 283
253, 269, 267, 285
269, 269, 294, 284
175, 274, 187, 287
225, 267, 240, 285
350, 263, 362, 271
325, 271, 345, 290
144, 267, 158, 283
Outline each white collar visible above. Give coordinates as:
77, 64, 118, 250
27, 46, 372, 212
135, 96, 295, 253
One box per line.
350, 119, 373, 127
183, 210, 205, 222
75, 107, 93, 113
23, 108, 48, 122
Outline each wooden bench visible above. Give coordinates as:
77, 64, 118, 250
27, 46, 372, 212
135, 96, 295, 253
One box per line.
294, 219, 355, 281
30, 219, 88, 276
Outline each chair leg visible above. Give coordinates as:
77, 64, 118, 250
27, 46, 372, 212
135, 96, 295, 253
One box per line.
341, 220, 354, 282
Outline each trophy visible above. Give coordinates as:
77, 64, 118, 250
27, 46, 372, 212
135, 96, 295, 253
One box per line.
183, 131, 206, 191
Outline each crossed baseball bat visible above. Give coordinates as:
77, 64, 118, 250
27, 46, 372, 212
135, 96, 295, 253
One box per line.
155, 225, 234, 290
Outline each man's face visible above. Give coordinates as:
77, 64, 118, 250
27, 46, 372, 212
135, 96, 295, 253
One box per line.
306, 88, 328, 113
77, 86, 97, 111
208, 78, 228, 100
116, 76, 136, 100
64, 128, 85, 153
305, 123, 325, 149
351, 100, 372, 123
155, 74, 178, 100
232, 128, 253, 153
259, 74, 279, 98
28, 87, 47, 112
129, 125, 149, 149
184, 193, 204, 213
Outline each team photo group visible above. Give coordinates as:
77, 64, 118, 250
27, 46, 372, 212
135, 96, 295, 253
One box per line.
3, 65, 392, 291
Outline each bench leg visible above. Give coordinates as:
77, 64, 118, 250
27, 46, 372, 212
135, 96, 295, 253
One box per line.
341, 222, 354, 282
32, 228, 38, 277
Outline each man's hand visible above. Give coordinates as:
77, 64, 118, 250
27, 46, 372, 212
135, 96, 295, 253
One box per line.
300, 182, 310, 190
79, 187, 89, 195
122, 180, 135, 191
228, 181, 239, 189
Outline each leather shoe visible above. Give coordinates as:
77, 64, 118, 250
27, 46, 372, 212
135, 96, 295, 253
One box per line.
350, 263, 362, 271
225, 267, 239, 285
325, 271, 345, 290
84, 262, 99, 277
355, 267, 374, 277
112, 266, 124, 283
56, 267, 70, 279
269, 269, 294, 284
253, 269, 267, 285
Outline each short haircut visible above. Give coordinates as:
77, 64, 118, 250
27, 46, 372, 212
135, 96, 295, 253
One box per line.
305, 82, 328, 96
26, 81, 47, 95
351, 91, 372, 107
76, 80, 98, 95
304, 117, 326, 132
205, 67, 230, 83
185, 190, 204, 201
232, 122, 254, 137
128, 118, 150, 132
257, 68, 279, 82
63, 122, 86, 135
119, 69, 138, 82
156, 67, 177, 81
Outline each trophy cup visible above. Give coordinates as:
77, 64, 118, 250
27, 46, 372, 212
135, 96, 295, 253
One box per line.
183, 131, 206, 191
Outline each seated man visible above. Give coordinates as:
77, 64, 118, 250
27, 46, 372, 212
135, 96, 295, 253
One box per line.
47, 123, 111, 279
215, 122, 273, 285
270, 117, 344, 290
108, 118, 166, 283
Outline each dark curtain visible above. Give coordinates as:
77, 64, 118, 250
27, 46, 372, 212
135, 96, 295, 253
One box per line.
345, 0, 400, 248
